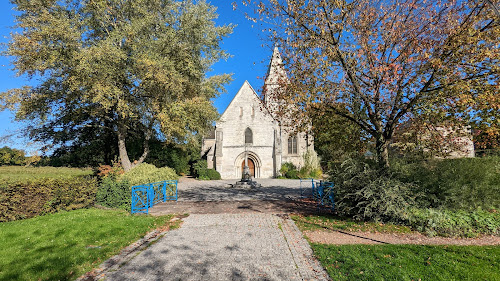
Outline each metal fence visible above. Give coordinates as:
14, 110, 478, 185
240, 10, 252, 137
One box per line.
301, 178, 335, 211
131, 180, 178, 214
312, 181, 335, 211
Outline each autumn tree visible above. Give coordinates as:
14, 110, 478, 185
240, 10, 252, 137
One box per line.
244, 0, 499, 169
2, 0, 232, 171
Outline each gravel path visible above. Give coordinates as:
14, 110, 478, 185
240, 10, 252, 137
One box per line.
172, 178, 310, 202
102, 213, 329, 281
305, 230, 500, 245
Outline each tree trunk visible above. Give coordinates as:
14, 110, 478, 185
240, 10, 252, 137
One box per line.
131, 131, 150, 169
375, 136, 390, 171
117, 126, 132, 172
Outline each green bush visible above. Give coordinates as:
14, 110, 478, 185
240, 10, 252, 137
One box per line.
331, 158, 418, 222
198, 168, 221, 180
392, 156, 500, 210
119, 163, 178, 186
192, 160, 207, 177
96, 177, 131, 210
0, 176, 98, 222
280, 162, 300, 179
407, 208, 500, 237
192, 160, 221, 180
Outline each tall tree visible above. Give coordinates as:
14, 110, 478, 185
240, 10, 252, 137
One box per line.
244, 0, 499, 169
2, 0, 232, 171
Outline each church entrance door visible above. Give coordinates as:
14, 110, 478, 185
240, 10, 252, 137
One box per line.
241, 159, 255, 177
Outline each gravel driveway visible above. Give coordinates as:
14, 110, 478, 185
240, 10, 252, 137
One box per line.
102, 213, 329, 281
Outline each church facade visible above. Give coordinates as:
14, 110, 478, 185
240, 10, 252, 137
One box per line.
201, 47, 313, 179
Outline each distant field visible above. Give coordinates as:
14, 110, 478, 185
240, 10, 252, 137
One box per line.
0, 166, 93, 181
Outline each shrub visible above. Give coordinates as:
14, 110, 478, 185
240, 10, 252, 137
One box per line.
119, 163, 178, 186
392, 156, 500, 210
407, 208, 500, 237
95, 161, 124, 178
192, 160, 221, 180
192, 160, 207, 177
96, 177, 131, 210
0, 176, 98, 222
302, 149, 322, 177
280, 162, 300, 179
198, 168, 221, 180
331, 158, 418, 222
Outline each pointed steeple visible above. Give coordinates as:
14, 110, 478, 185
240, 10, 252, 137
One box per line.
265, 46, 288, 85
264, 46, 288, 106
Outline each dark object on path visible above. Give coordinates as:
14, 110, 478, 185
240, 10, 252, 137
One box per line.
232, 165, 261, 188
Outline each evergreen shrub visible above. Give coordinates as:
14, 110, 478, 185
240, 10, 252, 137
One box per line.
392, 156, 500, 210
96, 177, 131, 211
331, 158, 418, 222
0, 176, 98, 222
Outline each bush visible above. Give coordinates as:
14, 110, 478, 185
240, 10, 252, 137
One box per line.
392, 156, 500, 210
96, 177, 131, 210
192, 160, 221, 180
198, 168, 221, 180
119, 163, 178, 186
331, 158, 418, 222
0, 176, 98, 222
280, 162, 300, 179
407, 208, 500, 237
192, 159, 207, 177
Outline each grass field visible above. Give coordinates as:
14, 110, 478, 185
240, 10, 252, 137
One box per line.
311, 243, 500, 280
0, 208, 176, 280
0, 166, 93, 181
292, 214, 412, 233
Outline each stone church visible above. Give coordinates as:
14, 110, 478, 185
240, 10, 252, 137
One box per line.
201, 47, 314, 179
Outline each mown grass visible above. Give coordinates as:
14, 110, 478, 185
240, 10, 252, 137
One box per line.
292, 214, 412, 234
0, 166, 92, 181
311, 243, 500, 281
0, 208, 177, 281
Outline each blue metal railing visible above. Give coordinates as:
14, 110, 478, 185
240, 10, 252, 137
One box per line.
299, 178, 314, 198
131, 180, 178, 214
311, 180, 335, 211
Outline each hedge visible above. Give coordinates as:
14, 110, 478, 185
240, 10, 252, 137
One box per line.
0, 176, 98, 222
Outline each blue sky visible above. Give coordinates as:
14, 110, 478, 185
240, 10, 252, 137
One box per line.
0, 1, 272, 154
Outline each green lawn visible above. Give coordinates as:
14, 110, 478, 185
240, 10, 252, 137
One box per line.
292, 214, 412, 233
312, 243, 500, 281
0, 166, 93, 181
0, 208, 176, 280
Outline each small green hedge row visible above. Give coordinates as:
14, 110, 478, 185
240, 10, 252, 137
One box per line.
0, 176, 98, 222
119, 163, 178, 186
407, 208, 500, 237
96, 177, 131, 211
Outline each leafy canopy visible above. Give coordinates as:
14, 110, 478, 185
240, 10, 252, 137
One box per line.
243, 0, 499, 168
3, 0, 233, 170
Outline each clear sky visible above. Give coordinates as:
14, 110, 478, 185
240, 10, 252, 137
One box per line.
0, 1, 272, 154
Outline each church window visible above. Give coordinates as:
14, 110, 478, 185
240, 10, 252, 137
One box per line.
251, 106, 255, 117
245, 127, 253, 144
239, 107, 243, 117
288, 135, 297, 154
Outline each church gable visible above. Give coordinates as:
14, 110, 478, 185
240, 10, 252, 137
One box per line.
219, 81, 275, 125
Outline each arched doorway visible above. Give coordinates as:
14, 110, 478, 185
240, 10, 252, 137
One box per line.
241, 159, 255, 177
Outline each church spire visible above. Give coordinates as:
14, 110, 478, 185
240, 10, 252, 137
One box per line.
264, 46, 287, 106
265, 46, 287, 85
